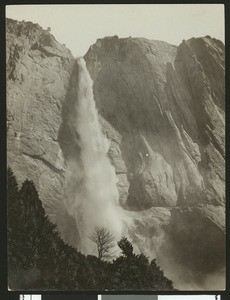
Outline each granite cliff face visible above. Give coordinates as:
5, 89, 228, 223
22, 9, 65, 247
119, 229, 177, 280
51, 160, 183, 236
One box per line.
85, 35, 225, 209
7, 19, 75, 222
7, 19, 225, 289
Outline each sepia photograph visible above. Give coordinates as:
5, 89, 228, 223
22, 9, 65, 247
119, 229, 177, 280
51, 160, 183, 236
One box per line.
6, 4, 225, 291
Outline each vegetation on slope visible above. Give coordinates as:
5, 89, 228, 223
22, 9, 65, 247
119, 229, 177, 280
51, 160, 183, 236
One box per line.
8, 168, 174, 290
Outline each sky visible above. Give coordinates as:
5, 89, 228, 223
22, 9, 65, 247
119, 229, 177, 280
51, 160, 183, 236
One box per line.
6, 4, 224, 57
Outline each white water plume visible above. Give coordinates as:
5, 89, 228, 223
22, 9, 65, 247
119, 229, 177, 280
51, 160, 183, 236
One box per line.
64, 58, 123, 254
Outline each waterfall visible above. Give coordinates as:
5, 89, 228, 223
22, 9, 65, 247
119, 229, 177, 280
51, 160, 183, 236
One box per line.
64, 58, 123, 254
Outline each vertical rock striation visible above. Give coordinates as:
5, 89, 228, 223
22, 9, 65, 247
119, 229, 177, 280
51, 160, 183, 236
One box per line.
85, 36, 179, 209
84, 35, 225, 210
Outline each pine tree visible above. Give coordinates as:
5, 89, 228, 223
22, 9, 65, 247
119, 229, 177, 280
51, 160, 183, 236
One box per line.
117, 237, 133, 257
109, 237, 174, 290
18, 180, 46, 268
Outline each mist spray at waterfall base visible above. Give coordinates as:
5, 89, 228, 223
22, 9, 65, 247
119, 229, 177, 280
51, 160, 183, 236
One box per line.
64, 58, 123, 254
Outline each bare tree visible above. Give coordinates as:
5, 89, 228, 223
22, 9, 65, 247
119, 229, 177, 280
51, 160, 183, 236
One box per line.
89, 226, 115, 260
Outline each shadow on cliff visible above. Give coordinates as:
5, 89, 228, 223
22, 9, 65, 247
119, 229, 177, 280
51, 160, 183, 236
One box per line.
156, 207, 226, 290
56, 60, 82, 247
58, 60, 81, 162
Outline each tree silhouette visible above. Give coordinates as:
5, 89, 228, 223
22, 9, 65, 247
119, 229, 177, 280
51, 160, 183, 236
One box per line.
89, 226, 115, 260
109, 237, 174, 290
117, 237, 133, 257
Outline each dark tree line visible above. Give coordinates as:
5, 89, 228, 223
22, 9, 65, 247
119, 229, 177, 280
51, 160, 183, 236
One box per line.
7, 168, 174, 290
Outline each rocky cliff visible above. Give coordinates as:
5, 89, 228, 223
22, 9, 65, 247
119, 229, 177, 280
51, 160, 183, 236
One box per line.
6, 19, 225, 289
7, 18, 75, 223
85, 35, 225, 209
